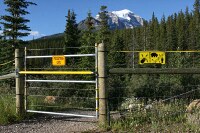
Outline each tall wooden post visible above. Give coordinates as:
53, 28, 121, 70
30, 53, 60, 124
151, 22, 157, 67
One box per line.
15, 48, 24, 116
98, 43, 108, 125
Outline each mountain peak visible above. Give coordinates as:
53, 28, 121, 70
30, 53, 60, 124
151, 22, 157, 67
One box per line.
112, 9, 133, 15
80, 9, 144, 31
112, 9, 134, 21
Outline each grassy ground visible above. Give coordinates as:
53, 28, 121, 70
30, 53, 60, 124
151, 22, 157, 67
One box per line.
109, 101, 200, 132
1, 94, 199, 132
0, 96, 20, 125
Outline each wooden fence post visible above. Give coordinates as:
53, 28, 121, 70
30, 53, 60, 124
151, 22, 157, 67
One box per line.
98, 43, 109, 125
15, 48, 24, 116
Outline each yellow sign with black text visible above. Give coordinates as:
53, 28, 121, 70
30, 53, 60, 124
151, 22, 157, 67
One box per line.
139, 51, 165, 64
52, 55, 66, 66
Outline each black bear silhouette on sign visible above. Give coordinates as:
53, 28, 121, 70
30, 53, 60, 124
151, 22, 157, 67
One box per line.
151, 53, 158, 57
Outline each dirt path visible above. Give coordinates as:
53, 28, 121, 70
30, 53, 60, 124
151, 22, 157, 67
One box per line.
0, 115, 98, 133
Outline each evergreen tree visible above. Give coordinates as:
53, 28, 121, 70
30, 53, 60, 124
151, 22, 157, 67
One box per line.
159, 15, 167, 50
96, 6, 110, 43
81, 10, 95, 49
0, 26, 2, 42
80, 10, 96, 69
0, 26, 3, 73
176, 10, 186, 50
166, 15, 177, 51
64, 10, 80, 54
192, 0, 200, 49
184, 7, 192, 50
1, 0, 36, 48
146, 12, 159, 50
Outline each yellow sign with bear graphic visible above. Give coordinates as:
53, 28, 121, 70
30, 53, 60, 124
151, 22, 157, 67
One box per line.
139, 51, 165, 64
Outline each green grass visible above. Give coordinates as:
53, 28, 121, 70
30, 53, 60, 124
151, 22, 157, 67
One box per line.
109, 100, 200, 132
0, 96, 19, 125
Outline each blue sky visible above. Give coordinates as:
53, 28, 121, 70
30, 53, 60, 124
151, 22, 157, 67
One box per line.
0, 0, 195, 40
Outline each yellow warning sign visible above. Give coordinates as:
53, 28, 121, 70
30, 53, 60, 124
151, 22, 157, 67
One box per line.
139, 51, 165, 64
52, 55, 66, 66
139, 51, 150, 64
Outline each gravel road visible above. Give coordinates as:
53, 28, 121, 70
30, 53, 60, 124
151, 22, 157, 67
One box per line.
0, 115, 98, 133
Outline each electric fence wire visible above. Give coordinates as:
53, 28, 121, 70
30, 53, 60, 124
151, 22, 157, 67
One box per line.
0, 59, 14, 66
109, 50, 200, 53
0, 73, 16, 80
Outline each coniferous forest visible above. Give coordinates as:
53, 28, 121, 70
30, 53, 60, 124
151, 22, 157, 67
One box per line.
1, 0, 200, 110
1, 0, 200, 131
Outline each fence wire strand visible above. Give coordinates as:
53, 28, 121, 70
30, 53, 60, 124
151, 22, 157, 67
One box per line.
0, 59, 14, 66
0, 73, 16, 80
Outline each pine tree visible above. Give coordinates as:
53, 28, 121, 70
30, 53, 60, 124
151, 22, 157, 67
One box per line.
96, 6, 110, 43
64, 10, 80, 54
159, 15, 167, 50
80, 10, 96, 69
146, 12, 159, 50
81, 10, 95, 49
0, 26, 3, 74
176, 10, 186, 50
166, 15, 177, 51
1, 0, 36, 48
185, 7, 192, 50
192, 0, 200, 49
0, 26, 2, 42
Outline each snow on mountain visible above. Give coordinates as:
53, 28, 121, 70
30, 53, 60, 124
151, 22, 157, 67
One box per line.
95, 9, 144, 29
39, 9, 144, 40
112, 9, 133, 21
78, 9, 144, 31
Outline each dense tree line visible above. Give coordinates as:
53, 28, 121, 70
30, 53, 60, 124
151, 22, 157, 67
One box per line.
28, 1, 200, 104
0, 0, 36, 90
1, 0, 200, 109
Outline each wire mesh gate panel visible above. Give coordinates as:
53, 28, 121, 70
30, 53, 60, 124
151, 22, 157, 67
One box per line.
23, 46, 98, 118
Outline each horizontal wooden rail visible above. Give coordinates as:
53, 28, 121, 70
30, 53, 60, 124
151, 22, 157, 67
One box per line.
19, 71, 94, 75
109, 68, 200, 74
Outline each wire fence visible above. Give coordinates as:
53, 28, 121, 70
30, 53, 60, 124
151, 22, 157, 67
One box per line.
0, 72, 15, 115
107, 50, 200, 131
0, 58, 16, 104
0, 59, 14, 66
1, 46, 200, 127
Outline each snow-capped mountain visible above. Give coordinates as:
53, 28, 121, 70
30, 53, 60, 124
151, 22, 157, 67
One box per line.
111, 9, 144, 28
40, 9, 144, 40
78, 9, 144, 30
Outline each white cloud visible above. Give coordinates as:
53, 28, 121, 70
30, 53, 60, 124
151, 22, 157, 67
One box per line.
40, 34, 46, 36
26, 31, 46, 40
29, 31, 46, 37
29, 31, 40, 36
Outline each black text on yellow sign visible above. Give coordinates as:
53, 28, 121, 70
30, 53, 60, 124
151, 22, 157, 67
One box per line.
52, 55, 66, 66
139, 51, 165, 64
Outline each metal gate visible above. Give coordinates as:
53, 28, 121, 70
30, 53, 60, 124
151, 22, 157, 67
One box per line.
21, 46, 98, 118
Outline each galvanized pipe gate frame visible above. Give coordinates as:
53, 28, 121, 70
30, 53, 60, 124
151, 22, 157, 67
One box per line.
22, 45, 99, 118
